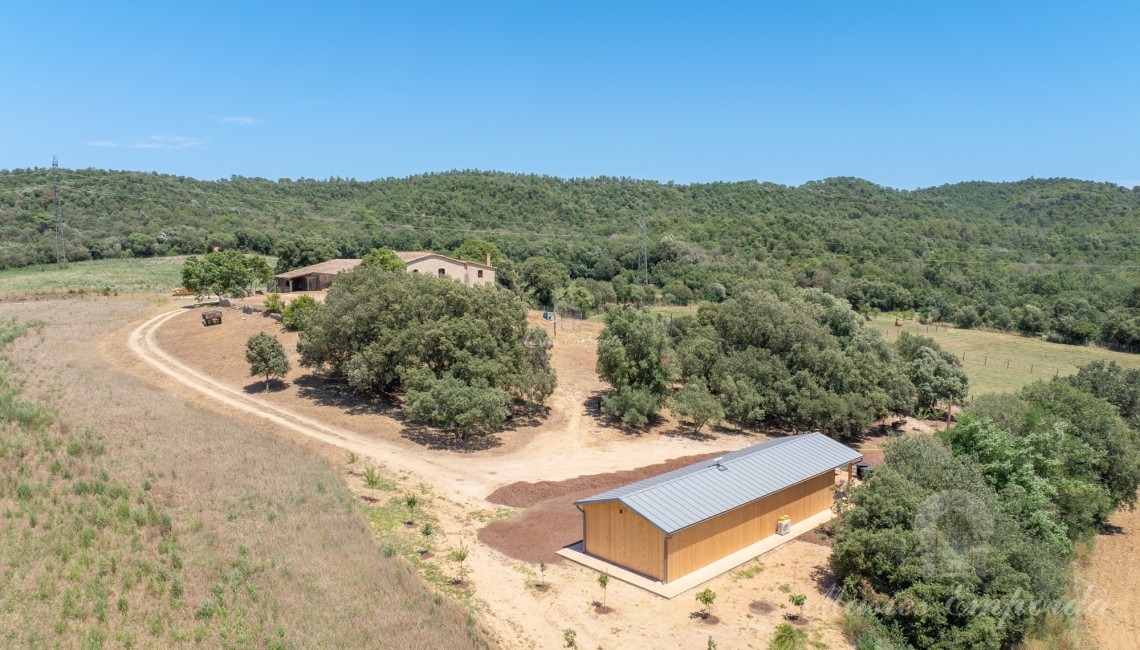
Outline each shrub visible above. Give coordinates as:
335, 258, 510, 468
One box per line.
263, 292, 284, 314
282, 294, 318, 331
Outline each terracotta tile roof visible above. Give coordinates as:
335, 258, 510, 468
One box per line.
395, 251, 494, 269
274, 258, 362, 279
394, 251, 434, 262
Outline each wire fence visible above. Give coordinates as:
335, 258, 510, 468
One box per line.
880, 324, 1119, 378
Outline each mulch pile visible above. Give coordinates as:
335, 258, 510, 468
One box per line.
749, 600, 775, 615
796, 524, 833, 547
478, 451, 723, 565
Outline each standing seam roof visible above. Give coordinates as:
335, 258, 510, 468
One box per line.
575, 433, 861, 534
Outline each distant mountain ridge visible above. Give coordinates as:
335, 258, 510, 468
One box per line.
2, 168, 1138, 347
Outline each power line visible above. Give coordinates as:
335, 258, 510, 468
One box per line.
30, 182, 1140, 270
53, 156, 65, 264
638, 219, 648, 285
7, 171, 1140, 272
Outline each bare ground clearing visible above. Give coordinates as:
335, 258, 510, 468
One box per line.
479, 452, 723, 564
131, 299, 857, 648
117, 296, 1140, 649
1078, 506, 1140, 650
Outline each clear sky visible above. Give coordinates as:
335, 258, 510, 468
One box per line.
2, 1, 1137, 189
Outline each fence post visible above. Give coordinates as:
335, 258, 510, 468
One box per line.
1030, 364, 1034, 374
1006, 360, 1010, 369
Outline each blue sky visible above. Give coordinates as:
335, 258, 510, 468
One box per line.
2, 1, 1137, 189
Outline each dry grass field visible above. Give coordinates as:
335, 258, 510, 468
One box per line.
0, 257, 189, 298
869, 317, 1140, 396
0, 299, 491, 649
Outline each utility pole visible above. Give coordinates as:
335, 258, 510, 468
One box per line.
637, 219, 648, 285
53, 156, 66, 264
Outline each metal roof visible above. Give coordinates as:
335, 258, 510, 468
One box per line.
575, 433, 862, 534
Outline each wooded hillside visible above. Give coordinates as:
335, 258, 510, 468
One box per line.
3, 169, 1138, 346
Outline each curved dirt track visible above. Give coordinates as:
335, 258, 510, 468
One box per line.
129, 309, 488, 502
128, 307, 732, 505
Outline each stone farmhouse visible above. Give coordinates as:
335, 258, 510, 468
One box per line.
274, 252, 496, 293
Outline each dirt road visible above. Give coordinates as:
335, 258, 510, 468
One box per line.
130, 308, 729, 500
129, 306, 849, 649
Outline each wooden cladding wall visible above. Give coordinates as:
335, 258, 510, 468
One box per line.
665, 472, 836, 581
582, 502, 666, 581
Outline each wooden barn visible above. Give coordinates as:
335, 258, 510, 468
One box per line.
573, 433, 861, 583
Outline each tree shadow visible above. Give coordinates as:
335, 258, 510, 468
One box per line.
242, 379, 289, 393
660, 426, 716, 442
706, 422, 758, 438
810, 565, 840, 596
292, 374, 400, 417
1099, 523, 1126, 536
399, 421, 503, 452
510, 405, 551, 429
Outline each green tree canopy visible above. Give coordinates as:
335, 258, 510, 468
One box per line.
669, 379, 724, 433
297, 267, 554, 436
453, 238, 505, 266
360, 247, 406, 271
519, 256, 570, 308
596, 307, 673, 425
245, 332, 290, 390
1063, 360, 1140, 427
559, 282, 596, 316
282, 294, 320, 331
181, 250, 272, 301
896, 332, 969, 413
272, 235, 338, 274
674, 288, 913, 437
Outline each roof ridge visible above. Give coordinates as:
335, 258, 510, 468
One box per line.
611, 434, 821, 501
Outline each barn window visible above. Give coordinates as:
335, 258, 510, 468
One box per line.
438, 268, 446, 277
619, 509, 624, 514
477, 269, 484, 278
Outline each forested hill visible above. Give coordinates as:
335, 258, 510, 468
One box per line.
2, 169, 1139, 346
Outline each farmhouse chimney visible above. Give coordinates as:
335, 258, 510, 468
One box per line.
485, 252, 492, 266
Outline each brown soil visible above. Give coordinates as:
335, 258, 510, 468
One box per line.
593, 605, 613, 615
1079, 505, 1140, 650
797, 525, 833, 548
479, 452, 722, 564
486, 452, 722, 508
749, 600, 775, 615
699, 614, 720, 625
